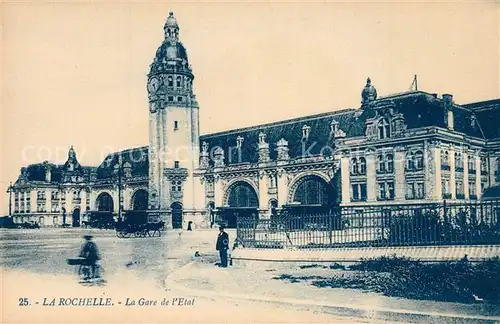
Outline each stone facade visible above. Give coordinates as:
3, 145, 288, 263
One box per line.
7, 13, 500, 228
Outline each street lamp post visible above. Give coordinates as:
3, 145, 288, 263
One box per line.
117, 156, 123, 222
6, 182, 13, 217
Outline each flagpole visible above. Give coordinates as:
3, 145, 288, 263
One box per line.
414, 74, 418, 91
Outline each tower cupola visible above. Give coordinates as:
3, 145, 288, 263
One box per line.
361, 77, 377, 108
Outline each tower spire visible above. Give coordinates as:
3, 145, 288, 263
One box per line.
164, 11, 179, 41
410, 74, 418, 91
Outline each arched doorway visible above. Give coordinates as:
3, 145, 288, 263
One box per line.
131, 189, 148, 211
127, 189, 148, 224
287, 174, 338, 229
171, 202, 183, 229
72, 207, 81, 227
93, 192, 114, 227
269, 199, 278, 217
220, 181, 259, 228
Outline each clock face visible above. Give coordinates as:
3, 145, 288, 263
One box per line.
148, 77, 160, 93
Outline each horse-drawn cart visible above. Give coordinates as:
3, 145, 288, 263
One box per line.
115, 221, 165, 238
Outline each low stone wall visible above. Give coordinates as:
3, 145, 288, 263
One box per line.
231, 244, 500, 264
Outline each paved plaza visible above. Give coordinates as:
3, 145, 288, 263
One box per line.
1, 228, 498, 323
2, 228, 374, 323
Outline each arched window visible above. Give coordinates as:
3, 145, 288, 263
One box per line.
176, 76, 182, 88
407, 152, 415, 170
378, 119, 390, 139
386, 154, 394, 173
359, 157, 366, 175
378, 155, 385, 172
480, 156, 487, 173
415, 151, 424, 170
442, 151, 449, 166
468, 156, 475, 171
351, 158, 358, 175
167, 75, 173, 87
96, 192, 114, 212
227, 182, 258, 208
293, 176, 331, 205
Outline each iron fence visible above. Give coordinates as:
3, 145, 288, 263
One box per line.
236, 200, 500, 249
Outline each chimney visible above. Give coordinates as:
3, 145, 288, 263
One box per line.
443, 94, 454, 130
45, 166, 52, 182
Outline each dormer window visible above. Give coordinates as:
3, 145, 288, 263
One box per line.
174, 161, 180, 168
176, 76, 182, 88
378, 119, 390, 139
302, 125, 311, 139
174, 120, 179, 130
167, 76, 173, 87
330, 120, 339, 133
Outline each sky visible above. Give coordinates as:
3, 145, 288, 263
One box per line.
1, 1, 499, 214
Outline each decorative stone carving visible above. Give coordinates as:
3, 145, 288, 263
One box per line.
200, 141, 210, 169
330, 120, 346, 139
258, 132, 270, 163
302, 125, 311, 139
236, 136, 244, 148
276, 138, 290, 161
213, 147, 225, 168
365, 147, 376, 155
364, 118, 378, 140
149, 188, 158, 209
391, 113, 407, 137
123, 162, 132, 178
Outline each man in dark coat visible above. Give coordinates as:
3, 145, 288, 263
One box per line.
216, 226, 229, 267
79, 234, 101, 279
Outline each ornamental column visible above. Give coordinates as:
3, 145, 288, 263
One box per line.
426, 140, 442, 201
277, 169, 288, 207
475, 153, 482, 199
338, 151, 351, 204
394, 146, 406, 201
449, 145, 456, 200
365, 149, 377, 202
463, 151, 469, 199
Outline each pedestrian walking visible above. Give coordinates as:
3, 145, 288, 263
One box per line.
215, 225, 229, 267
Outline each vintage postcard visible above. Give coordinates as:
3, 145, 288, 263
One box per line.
1, 1, 499, 323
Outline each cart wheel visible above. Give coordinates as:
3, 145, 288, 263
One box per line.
116, 230, 124, 238
78, 265, 91, 280
122, 231, 132, 238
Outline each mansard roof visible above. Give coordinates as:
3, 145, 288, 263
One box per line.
96, 146, 149, 180
15, 162, 96, 186
464, 99, 500, 139
199, 91, 493, 166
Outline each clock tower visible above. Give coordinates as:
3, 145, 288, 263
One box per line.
147, 12, 203, 228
